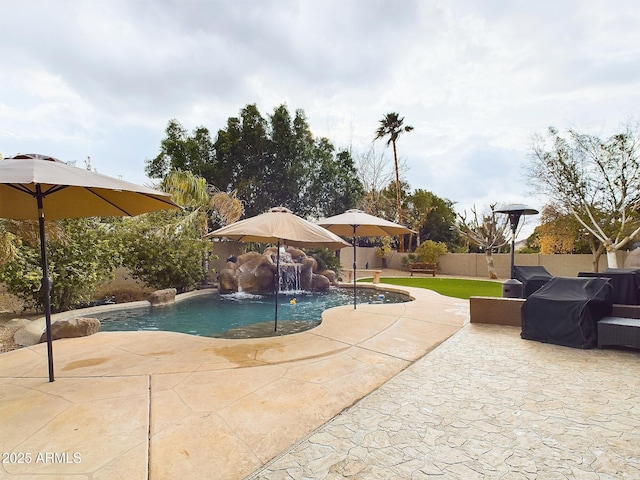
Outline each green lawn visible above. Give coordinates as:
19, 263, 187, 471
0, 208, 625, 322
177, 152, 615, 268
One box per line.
358, 277, 502, 300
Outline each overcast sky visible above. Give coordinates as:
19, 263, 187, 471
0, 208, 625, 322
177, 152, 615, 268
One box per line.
2, 0, 639, 236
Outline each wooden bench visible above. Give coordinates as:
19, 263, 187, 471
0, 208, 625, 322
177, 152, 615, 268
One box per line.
408, 262, 437, 277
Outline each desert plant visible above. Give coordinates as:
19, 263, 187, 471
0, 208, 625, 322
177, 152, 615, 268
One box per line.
401, 253, 418, 268
305, 247, 341, 274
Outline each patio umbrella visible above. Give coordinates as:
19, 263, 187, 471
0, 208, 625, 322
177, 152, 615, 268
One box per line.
0, 153, 180, 382
206, 206, 350, 330
317, 209, 415, 309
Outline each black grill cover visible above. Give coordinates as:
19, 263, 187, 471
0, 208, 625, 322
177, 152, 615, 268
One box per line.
578, 268, 640, 305
513, 266, 553, 298
521, 277, 612, 348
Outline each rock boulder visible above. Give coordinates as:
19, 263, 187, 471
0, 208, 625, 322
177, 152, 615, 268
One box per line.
38, 317, 101, 343
318, 270, 338, 286
217, 246, 336, 294
148, 288, 177, 306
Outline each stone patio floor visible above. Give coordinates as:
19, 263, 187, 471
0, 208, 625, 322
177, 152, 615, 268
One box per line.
1, 281, 639, 479
252, 324, 640, 479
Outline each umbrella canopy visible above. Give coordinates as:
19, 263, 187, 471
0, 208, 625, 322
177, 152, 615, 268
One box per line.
0, 154, 178, 220
0, 154, 180, 382
317, 209, 415, 309
317, 209, 415, 237
207, 206, 350, 250
207, 207, 350, 330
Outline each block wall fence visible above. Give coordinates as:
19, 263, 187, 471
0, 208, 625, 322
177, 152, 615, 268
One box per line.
207, 241, 633, 279
337, 247, 630, 279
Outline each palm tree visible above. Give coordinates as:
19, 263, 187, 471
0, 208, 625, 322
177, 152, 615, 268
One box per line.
374, 112, 413, 251
160, 169, 244, 282
0, 220, 65, 263
160, 169, 243, 231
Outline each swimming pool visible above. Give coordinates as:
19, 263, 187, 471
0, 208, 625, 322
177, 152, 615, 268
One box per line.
96, 287, 411, 338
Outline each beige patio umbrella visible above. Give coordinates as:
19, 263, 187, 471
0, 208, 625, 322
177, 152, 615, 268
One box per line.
207, 206, 350, 330
0, 153, 180, 382
317, 209, 415, 309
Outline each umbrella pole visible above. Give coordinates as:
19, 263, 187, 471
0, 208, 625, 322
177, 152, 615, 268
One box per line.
37, 189, 55, 382
274, 241, 280, 331
352, 227, 357, 309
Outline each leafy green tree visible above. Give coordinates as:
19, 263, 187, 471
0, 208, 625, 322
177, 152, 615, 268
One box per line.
215, 104, 364, 217
213, 104, 273, 216
377, 180, 412, 250
0, 218, 121, 312
122, 170, 241, 291
268, 105, 308, 213
152, 104, 365, 219
0, 236, 42, 308
307, 142, 365, 218
146, 119, 215, 180
529, 124, 640, 267
405, 189, 459, 250
0, 220, 66, 264
211, 116, 244, 192
374, 112, 413, 228
378, 180, 411, 223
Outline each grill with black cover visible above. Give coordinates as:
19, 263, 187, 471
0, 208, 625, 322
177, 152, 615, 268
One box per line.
521, 277, 612, 348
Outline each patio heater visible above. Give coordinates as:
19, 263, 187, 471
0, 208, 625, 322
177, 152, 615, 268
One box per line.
495, 204, 539, 298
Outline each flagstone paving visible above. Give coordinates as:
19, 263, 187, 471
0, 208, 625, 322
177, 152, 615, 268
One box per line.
0, 285, 467, 479
252, 323, 640, 479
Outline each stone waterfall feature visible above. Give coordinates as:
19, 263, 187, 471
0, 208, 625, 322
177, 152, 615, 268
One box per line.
217, 246, 338, 294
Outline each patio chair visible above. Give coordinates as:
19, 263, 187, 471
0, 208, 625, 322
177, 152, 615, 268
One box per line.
513, 265, 553, 298
578, 268, 640, 305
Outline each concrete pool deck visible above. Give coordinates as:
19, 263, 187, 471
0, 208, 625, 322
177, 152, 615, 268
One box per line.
0, 284, 468, 479
3, 281, 640, 479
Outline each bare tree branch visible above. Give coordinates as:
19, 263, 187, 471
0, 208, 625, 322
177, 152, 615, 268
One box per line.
528, 123, 640, 267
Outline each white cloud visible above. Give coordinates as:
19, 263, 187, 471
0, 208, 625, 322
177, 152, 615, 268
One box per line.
1, 0, 639, 239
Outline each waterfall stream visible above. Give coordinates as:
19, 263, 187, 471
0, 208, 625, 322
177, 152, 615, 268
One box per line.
278, 263, 301, 292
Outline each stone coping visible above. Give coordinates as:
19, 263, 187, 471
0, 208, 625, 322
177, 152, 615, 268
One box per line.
16, 285, 415, 346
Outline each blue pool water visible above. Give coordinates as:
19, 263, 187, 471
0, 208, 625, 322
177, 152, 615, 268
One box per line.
96, 288, 410, 338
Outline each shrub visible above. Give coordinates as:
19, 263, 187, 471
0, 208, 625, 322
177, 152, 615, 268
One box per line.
119, 211, 211, 293
0, 218, 121, 313
401, 253, 417, 268
415, 240, 448, 264
374, 237, 392, 259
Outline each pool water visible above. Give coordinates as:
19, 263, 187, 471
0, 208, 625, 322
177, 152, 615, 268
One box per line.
96, 288, 410, 338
